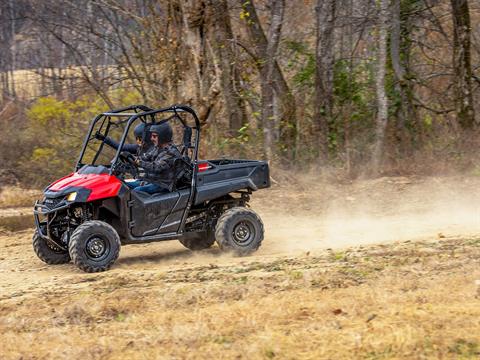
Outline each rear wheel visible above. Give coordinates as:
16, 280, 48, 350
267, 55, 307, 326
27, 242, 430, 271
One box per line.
32, 230, 70, 264
215, 207, 264, 256
179, 230, 216, 251
69, 220, 121, 273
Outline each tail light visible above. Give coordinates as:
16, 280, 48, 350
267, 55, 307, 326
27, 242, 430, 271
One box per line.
197, 162, 211, 172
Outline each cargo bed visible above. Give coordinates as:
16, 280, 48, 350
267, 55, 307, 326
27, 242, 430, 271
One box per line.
194, 159, 270, 205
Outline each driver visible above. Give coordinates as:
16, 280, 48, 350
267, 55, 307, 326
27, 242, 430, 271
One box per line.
128, 122, 182, 194
95, 122, 153, 160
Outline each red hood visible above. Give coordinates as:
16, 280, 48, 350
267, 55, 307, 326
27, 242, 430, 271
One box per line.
48, 173, 122, 202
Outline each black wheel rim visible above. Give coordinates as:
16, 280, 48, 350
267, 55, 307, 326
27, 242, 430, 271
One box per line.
232, 220, 255, 247
85, 236, 110, 261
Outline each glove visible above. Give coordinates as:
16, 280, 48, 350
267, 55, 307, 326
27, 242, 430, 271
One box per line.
95, 131, 106, 141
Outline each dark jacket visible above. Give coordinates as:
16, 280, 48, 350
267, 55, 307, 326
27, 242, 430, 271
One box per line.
138, 143, 182, 191
104, 137, 152, 161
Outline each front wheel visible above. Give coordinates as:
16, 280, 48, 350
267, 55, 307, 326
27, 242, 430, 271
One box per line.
32, 230, 71, 264
215, 207, 264, 256
69, 220, 121, 273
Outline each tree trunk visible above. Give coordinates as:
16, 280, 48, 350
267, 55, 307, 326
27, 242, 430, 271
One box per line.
372, 0, 389, 174
261, 0, 285, 161
344, 0, 355, 178
240, 0, 296, 160
450, 0, 475, 129
8, 0, 16, 98
208, 0, 247, 135
314, 0, 336, 164
390, 0, 416, 153
179, 0, 219, 125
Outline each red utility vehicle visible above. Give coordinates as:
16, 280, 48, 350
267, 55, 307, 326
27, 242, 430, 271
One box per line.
33, 105, 270, 272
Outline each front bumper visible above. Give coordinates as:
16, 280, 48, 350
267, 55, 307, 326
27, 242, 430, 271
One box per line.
33, 200, 70, 246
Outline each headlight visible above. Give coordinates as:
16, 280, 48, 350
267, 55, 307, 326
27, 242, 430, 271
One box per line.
66, 192, 77, 202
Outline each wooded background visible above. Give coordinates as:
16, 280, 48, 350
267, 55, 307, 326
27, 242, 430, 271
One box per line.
0, 0, 479, 187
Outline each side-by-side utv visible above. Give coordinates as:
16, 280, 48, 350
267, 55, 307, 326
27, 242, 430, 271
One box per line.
33, 105, 270, 272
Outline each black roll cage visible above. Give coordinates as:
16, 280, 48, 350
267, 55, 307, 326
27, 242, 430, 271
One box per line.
76, 104, 200, 175
68, 104, 202, 242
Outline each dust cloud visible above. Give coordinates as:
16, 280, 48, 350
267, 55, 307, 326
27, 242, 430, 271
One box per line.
1, 176, 479, 267
1, 176, 479, 300
257, 176, 480, 254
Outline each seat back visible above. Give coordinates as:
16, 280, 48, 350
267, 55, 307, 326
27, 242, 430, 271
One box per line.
181, 126, 194, 156
172, 156, 193, 191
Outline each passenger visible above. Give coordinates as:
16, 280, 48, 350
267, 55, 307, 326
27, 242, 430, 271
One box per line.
95, 122, 152, 160
128, 122, 182, 195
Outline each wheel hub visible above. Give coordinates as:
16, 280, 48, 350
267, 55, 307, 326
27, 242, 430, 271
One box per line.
233, 222, 253, 244
86, 237, 106, 258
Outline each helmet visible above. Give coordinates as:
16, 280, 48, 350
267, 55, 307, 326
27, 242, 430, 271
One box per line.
133, 122, 152, 145
133, 122, 147, 138
150, 122, 173, 144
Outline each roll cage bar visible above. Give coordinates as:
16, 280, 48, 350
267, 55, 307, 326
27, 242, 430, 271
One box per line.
76, 104, 201, 176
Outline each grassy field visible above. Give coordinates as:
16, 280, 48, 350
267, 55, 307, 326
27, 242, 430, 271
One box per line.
1, 67, 122, 100
1, 176, 480, 359
0, 186, 40, 209
0, 232, 479, 359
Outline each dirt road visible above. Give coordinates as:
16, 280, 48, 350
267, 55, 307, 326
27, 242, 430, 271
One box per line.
1, 176, 479, 358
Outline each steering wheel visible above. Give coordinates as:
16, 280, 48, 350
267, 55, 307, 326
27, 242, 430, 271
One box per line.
113, 152, 138, 177
118, 151, 137, 165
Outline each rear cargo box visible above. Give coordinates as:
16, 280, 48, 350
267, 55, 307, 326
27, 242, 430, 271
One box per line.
194, 159, 270, 205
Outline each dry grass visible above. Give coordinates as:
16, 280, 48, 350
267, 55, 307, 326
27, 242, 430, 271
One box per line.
0, 235, 479, 359
3, 67, 122, 100
1, 175, 480, 359
0, 186, 41, 209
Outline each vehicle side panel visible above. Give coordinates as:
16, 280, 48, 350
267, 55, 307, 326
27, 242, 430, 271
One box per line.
87, 176, 123, 202
129, 189, 190, 237
154, 190, 190, 234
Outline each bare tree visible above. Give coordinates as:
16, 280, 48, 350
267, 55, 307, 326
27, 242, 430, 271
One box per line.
208, 0, 246, 134
240, 0, 296, 160
372, 0, 389, 173
390, 0, 417, 150
314, 0, 336, 163
179, 0, 219, 124
450, 0, 475, 128
8, 0, 17, 98
260, 0, 285, 161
